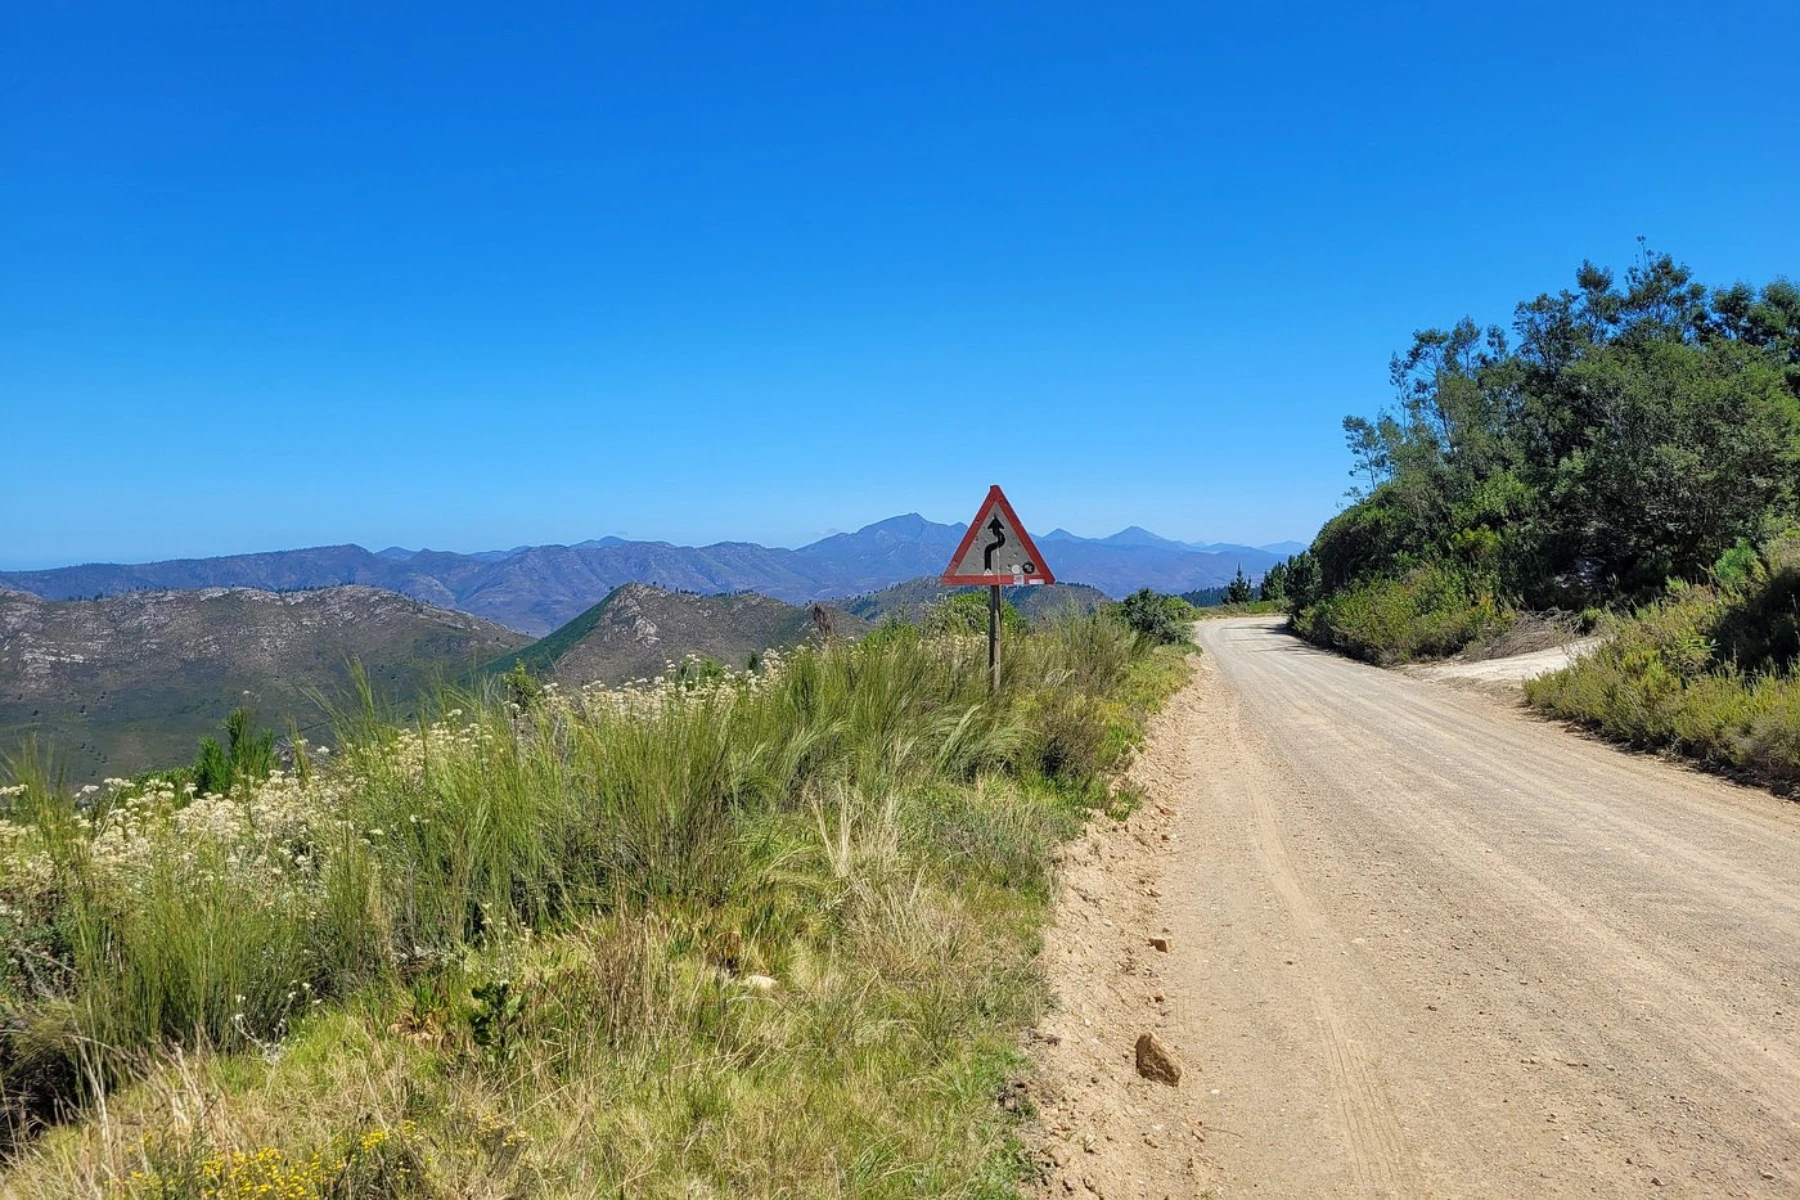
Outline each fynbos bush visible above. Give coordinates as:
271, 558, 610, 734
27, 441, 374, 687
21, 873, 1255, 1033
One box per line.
1527, 538, 1800, 788
1293, 560, 1511, 664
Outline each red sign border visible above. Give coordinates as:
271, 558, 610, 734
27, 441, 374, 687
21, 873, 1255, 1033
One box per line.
940, 484, 1057, 586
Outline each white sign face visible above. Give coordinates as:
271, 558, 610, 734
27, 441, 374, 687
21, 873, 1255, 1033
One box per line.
941, 485, 1055, 585
948, 501, 1036, 579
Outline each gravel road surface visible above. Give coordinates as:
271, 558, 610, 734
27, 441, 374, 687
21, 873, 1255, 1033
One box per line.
1034, 617, 1800, 1198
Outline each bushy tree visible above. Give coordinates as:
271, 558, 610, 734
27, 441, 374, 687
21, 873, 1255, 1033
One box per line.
1259, 559, 1292, 602
1283, 551, 1322, 613
1225, 567, 1255, 605
1115, 588, 1193, 646
1315, 252, 1800, 617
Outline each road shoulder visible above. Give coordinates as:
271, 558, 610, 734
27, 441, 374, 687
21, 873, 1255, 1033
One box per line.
1026, 665, 1216, 1199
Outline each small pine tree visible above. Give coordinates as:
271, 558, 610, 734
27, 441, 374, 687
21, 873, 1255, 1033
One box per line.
190, 707, 276, 797
1284, 551, 1322, 611
192, 735, 233, 796
224, 707, 275, 782
1259, 559, 1291, 603
1225, 566, 1255, 605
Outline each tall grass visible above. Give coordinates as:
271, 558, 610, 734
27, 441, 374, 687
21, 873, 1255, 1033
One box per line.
0, 615, 1185, 1194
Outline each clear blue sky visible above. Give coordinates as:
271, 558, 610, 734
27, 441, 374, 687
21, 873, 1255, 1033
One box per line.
4, 2, 1795, 568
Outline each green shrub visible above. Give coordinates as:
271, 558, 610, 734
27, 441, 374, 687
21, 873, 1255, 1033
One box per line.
924, 591, 1025, 637
1292, 560, 1511, 663
1713, 539, 1764, 590
190, 707, 277, 798
1113, 588, 1195, 647
1526, 567, 1800, 788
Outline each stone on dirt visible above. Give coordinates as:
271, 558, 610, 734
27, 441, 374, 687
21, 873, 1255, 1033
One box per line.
1134, 1033, 1182, 1085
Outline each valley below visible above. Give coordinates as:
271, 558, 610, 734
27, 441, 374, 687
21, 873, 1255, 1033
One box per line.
0, 586, 528, 782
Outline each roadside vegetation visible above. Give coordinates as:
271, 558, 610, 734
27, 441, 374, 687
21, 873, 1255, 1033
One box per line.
1527, 531, 1800, 790
0, 607, 1189, 1196
1286, 249, 1800, 665
1181, 566, 1290, 618
1113, 588, 1198, 645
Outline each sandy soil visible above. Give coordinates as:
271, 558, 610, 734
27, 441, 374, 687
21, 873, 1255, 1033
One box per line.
1405, 637, 1601, 689
1029, 617, 1800, 1198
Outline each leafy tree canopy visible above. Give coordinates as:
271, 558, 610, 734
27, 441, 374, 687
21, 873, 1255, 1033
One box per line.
1300, 249, 1800, 616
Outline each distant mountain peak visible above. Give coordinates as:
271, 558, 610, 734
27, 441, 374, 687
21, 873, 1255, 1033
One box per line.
857, 513, 934, 536
487, 581, 853, 688
1099, 526, 1189, 550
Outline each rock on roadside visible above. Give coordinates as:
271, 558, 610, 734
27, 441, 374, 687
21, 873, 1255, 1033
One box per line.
1135, 1033, 1183, 1085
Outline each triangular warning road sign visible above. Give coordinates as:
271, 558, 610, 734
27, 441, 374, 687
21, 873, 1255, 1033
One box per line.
941, 485, 1056, 586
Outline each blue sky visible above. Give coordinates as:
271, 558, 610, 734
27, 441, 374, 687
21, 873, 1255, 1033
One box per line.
4, 2, 1796, 568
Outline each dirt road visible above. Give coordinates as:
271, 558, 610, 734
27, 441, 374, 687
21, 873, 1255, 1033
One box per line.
1031, 618, 1800, 1198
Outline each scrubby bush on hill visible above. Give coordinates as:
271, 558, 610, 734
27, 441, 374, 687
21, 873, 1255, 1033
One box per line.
923, 589, 1026, 637
0, 613, 1187, 1194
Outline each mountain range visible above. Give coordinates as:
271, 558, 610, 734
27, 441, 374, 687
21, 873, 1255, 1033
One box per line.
2, 573, 1112, 782
1, 517, 1302, 636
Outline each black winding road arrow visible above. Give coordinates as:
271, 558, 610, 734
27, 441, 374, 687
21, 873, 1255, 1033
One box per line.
982, 516, 1007, 570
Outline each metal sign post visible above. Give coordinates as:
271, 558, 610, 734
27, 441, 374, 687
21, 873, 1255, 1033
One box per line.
940, 484, 1055, 692
988, 581, 1002, 692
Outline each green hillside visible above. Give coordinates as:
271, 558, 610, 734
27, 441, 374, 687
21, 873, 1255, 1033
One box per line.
0, 586, 529, 782
483, 583, 868, 686
837, 576, 1110, 624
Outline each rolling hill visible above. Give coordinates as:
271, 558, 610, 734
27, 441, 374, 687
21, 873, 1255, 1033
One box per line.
0, 586, 529, 782
836, 577, 1112, 624
483, 583, 866, 687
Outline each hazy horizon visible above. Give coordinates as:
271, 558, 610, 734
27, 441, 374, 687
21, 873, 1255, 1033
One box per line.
0, 510, 1315, 573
